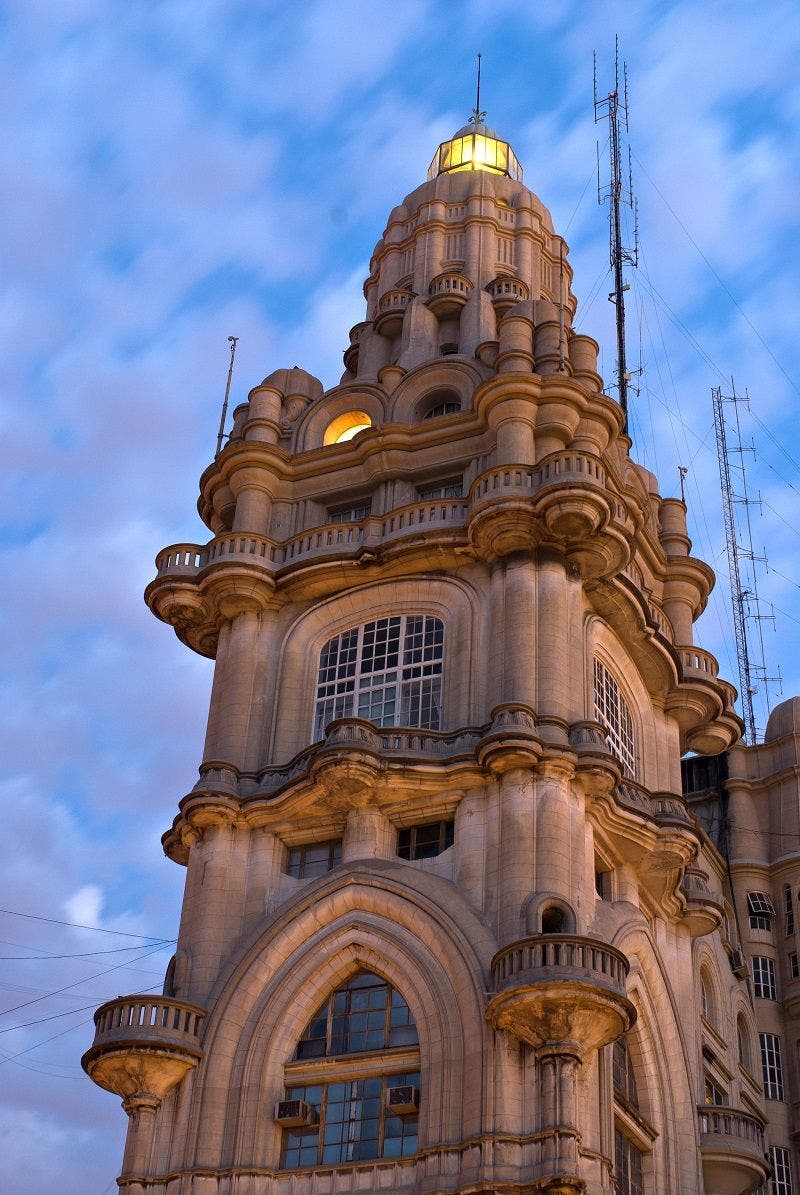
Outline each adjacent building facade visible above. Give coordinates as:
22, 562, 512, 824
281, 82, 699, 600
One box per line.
82, 116, 798, 1194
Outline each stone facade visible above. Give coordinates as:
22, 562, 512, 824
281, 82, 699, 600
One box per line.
83, 119, 792, 1194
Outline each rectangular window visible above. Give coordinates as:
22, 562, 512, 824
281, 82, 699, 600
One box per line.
790, 953, 799, 980
770, 1146, 795, 1194
417, 478, 463, 499
753, 956, 778, 1000
786, 886, 795, 937
761, 1033, 785, 1100
595, 867, 611, 900
748, 892, 775, 933
397, 820, 454, 861
704, 1075, 728, 1106
614, 1127, 644, 1195
286, 840, 342, 879
328, 502, 371, 524
281, 1073, 419, 1168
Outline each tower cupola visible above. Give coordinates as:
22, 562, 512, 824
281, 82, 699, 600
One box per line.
427, 117, 523, 181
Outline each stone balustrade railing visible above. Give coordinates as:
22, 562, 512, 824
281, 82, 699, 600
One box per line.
89, 996, 205, 1054
428, 271, 473, 298
377, 288, 414, 313
679, 646, 719, 679
697, 1106, 765, 1151
491, 934, 629, 997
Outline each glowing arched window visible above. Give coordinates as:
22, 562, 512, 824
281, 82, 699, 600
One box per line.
593, 657, 637, 778
314, 615, 444, 738
280, 972, 420, 1168
323, 410, 372, 445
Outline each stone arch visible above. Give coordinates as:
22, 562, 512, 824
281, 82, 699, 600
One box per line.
693, 942, 723, 1034
388, 358, 486, 424
521, 891, 578, 935
293, 383, 387, 453
268, 574, 483, 759
181, 866, 493, 1171
735, 1003, 756, 1075
614, 922, 702, 1193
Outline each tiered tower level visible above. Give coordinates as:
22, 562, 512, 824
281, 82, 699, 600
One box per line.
83, 122, 768, 1195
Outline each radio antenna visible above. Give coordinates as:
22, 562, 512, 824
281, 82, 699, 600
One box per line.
594, 38, 639, 434
215, 335, 238, 458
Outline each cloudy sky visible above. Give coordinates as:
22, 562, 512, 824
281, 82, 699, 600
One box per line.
2, 1, 799, 1190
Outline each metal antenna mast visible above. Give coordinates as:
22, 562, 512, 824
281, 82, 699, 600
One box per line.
594, 39, 638, 433
712, 383, 780, 743
470, 53, 486, 126
215, 335, 239, 458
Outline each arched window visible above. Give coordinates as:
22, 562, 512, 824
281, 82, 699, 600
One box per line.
324, 410, 372, 445
593, 657, 636, 778
417, 388, 462, 421
612, 1033, 651, 1195
278, 972, 420, 1168
737, 1013, 753, 1072
314, 615, 444, 738
613, 1036, 639, 1109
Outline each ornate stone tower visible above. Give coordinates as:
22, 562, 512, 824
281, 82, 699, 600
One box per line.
82, 117, 771, 1194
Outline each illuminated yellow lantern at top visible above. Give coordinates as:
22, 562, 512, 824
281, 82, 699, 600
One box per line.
427, 115, 523, 182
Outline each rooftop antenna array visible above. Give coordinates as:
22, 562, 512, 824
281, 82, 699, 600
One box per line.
594, 38, 639, 434
712, 383, 781, 743
215, 335, 239, 458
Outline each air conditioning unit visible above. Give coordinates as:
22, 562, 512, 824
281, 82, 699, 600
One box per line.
728, 949, 749, 980
275, 1099, 318, 1128
386, 1085, 419, 1116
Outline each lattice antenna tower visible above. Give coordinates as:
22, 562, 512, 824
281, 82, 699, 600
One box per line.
712, 384, 780, 744
594, 38, 639, 434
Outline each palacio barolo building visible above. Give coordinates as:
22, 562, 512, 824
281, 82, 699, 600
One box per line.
82, 114, 800, 1195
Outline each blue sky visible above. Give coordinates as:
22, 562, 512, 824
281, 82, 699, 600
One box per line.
2, 1, 799, 1190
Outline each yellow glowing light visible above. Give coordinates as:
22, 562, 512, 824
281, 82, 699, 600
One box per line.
427, 128, 522, 182
324, 411, 372, 445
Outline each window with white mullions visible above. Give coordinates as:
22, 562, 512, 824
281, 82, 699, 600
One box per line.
593, 657, 637, 778
314, 616, 444, 738
769, 1146, 795, 1194
760, 1032, 785, 1100
753, 956, 778, 1000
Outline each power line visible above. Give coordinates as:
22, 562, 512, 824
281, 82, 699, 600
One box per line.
0, 907, 175, 942
0, 943, 171, 1022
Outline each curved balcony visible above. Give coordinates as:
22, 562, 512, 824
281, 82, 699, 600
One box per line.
374, 288, 414, 336
681, 867, 725, 937
82, 995, 205, 1100
698, 1106, 769, 1195
426, 271, 473, 316
679, 646, 720, 681
485, 275, 530, 315
486, 935, 635, 1052
343, 320, 371, 372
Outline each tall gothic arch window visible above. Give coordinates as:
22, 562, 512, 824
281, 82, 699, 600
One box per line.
314, 615, 444, 738
278, 971, 420, 1168
593, 657, 637, 778
612, 1034, 653, 1195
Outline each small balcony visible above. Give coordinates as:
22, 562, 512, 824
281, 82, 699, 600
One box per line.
485, 275, 530, 315
426, 271, 473, 316
374, 288, 414, 336
486, 935, 635, 1052
82, 995, 205, 1101
698, 1105, 769, 1195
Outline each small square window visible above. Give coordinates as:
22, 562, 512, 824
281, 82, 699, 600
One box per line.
397, 820, 454, 861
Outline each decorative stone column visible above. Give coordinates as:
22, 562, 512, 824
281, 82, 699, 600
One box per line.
121, 1092, 160, 1183
202, 606, 262, 772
